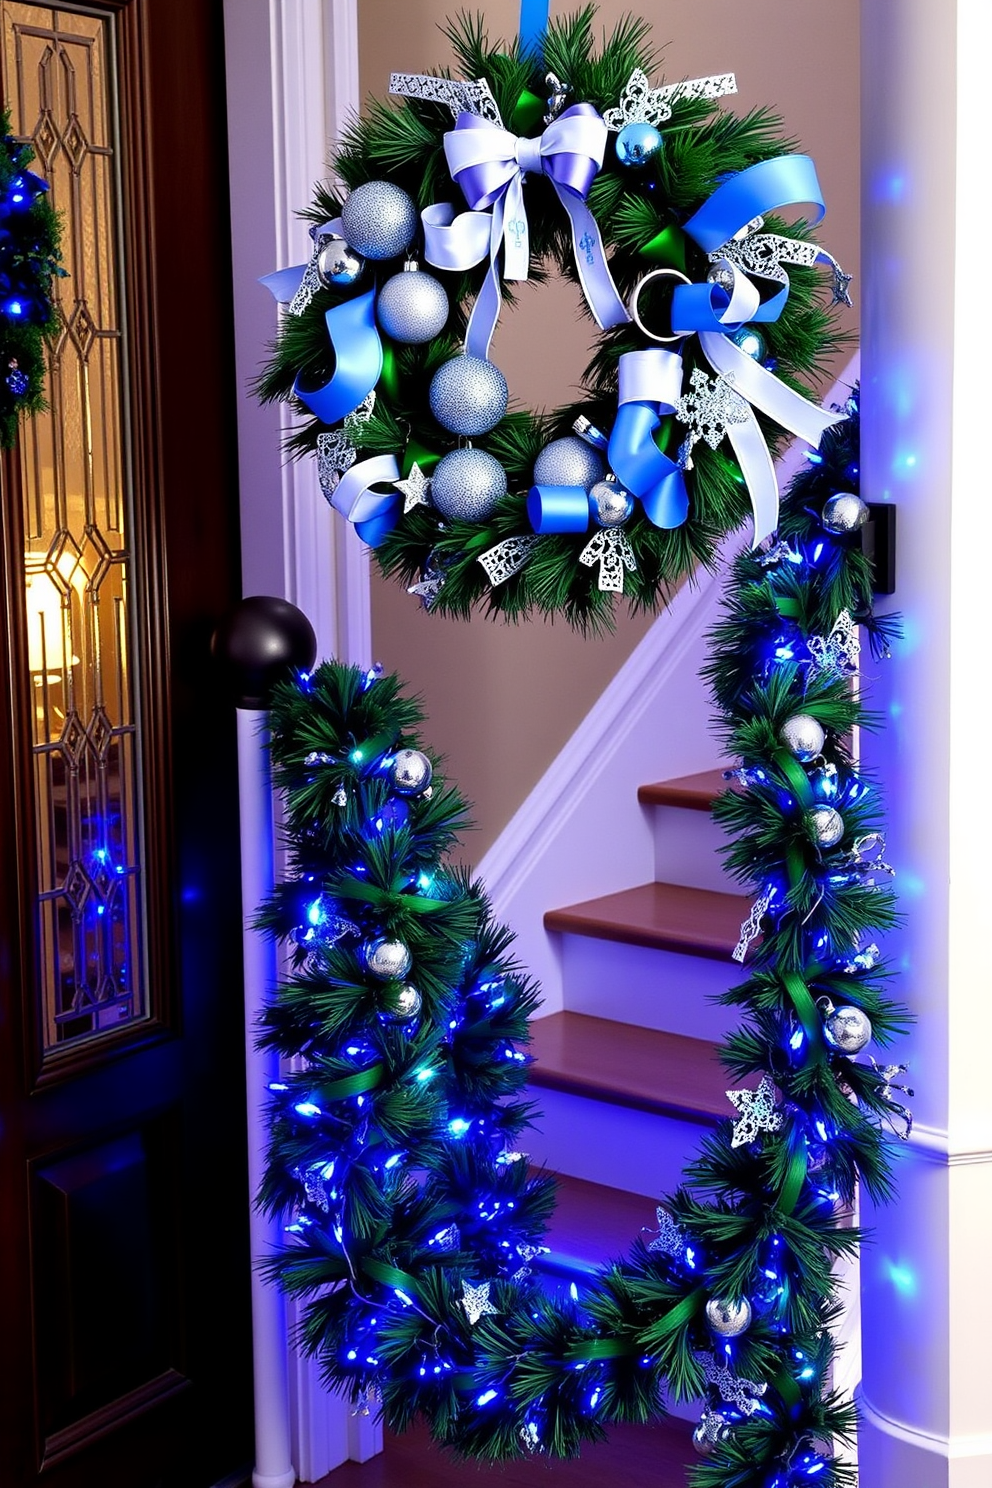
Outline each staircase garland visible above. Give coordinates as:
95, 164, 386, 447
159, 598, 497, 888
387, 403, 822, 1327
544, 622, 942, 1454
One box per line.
259, 391, 908, 1484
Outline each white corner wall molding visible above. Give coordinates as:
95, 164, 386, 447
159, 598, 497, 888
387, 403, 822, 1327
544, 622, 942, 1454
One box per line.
904, 1124, 992, 1168
857, 1388, 992, 1462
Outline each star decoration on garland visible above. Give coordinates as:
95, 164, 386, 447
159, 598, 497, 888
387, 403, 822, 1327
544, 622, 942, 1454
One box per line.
459, 1279, 498, 1326
696, 1351, 768, 1415
393, 461, 431, 514
832, 265, 854, 307
648, 1207, 686, 1260
726, 1073, 783, 1147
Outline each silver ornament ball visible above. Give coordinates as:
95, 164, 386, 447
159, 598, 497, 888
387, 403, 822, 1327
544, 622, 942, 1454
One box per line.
378, 982, 423, 1024
430, 448, 507, 522
532, 435, 605, 492
341, 180, 417, 260
375, 265, 449, 343
429, 355, 508, 436
317, 238, 364, 288
364, 937, 413, 981
692, 1414, 731, 1458
707, 262, 736, 295
779, 713, 826, 763
807, 805, 845, 848
824, 1004, 873, 1054
390, 748, 433, 796
615, 120, 664, 168
705, 1295, 752, 1337
590, 478, 635, 529
822, 492, 869, 534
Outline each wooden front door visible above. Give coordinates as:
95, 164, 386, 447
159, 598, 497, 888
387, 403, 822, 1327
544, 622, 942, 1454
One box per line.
0, 3, 252, 1485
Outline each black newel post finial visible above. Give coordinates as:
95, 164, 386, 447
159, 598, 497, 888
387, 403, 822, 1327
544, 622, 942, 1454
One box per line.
211, 596, 317, 709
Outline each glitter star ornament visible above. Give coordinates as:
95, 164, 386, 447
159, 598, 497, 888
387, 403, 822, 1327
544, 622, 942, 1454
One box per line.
393, 461, 431, 514
727, 1074, 783, 1147
696, 1352, 768, 1415
459, 1279, 498, 1326
675, 368, 749, 468
648, 1207, 687, 1261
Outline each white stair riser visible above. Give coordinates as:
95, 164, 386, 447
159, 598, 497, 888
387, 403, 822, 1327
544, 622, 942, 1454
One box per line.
649, 803, 733, 893
527, 1085, 716, 1199
558, 933, 741, 1042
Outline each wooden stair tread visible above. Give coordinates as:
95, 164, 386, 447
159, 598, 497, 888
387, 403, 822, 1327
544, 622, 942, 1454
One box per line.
541, 1173, 657, 1275
637, 768, 730, 811
528, 1011, 730, 1124
316, 1417, 693, 1484
544, 880, 748, 961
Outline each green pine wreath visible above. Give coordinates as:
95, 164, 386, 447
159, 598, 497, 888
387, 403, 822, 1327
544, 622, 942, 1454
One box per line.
257, 9, 850, 630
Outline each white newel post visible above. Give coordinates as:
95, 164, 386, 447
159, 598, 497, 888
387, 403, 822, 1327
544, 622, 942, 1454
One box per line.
225, 0, 380, 1478
859, 2, 992, 1484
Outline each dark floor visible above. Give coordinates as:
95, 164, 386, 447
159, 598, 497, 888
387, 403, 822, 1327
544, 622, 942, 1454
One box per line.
315, 1418, 693, 1486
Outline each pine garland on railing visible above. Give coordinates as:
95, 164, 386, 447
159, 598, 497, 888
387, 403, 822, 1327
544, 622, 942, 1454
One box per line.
259, 391, 909, 1485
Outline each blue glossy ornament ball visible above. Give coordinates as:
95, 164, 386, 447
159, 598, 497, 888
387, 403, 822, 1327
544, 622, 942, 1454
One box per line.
429, 355, 508, 436
731, 325, 767, 361
341, 180, 417, 260
375, 264, 449, 343
616, 121, 663, 168
430, 448, 507, 522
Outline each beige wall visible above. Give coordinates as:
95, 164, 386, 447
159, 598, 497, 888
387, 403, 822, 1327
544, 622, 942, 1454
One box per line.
358, 0, 860, 865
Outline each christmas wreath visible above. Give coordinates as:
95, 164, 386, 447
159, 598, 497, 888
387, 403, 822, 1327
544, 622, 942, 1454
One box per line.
0, 109, 61, 448
258, 9, 852, 629
260, 394, 910, 1485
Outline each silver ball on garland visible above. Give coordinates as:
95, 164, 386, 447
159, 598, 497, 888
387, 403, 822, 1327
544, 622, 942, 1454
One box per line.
779, 713, 826, 763
430, 448, 507, 522
705, 1296, 752, 1337
316, 238, 364, 288
707, 263, 736, 295
429, 355, 508, 436
615, 121, 663, 168
390, 747, 433, 796
378, 981, 423, 1024
364, 937, 413, 981
340, 180, 417, 260
807, 804, 845, 849
590, 478, 635, 528
375, 263, 449, 344
821, 492, 869, 534
532, 435, 605, 492
824, 1004, 873, 1054
692, 1413, 732, 1457
731, 325, 767, 361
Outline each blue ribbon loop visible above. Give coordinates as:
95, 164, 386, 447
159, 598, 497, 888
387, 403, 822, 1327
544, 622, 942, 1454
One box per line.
527, 484, 591, 533
609, 404, 688, 529
682, 154, 826, 255
293, 289, 382, 425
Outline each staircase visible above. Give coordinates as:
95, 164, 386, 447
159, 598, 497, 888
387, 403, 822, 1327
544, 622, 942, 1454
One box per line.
527, 767, 747, 1470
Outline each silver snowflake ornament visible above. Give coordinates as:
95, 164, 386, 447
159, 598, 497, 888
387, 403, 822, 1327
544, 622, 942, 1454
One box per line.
732, 888, 774, 963
696, 1351, 768, 1415
316, 430, 357, 500
344, 391, 376, 430
393, 461, 432, 515
648, 1207, 686, 1261
604, 68, 737, 130
579, 526, 637, 592
459, 1279, 498, 1326
727, 1073, 784, 1148
297, 1163, 330, 1212
520, 1421, 542, 1452
676, 369, 749, 469
808, 608, 861, 675
477, 534, 542, 587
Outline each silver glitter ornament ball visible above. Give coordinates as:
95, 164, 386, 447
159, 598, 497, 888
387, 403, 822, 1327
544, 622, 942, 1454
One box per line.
779, 713, 826, 763
824, 1004, 873, 1054
378, 982, 423, 1024
317, 238, 364, 288
390, 748, 433, 796
429, 355, 508, 436
375, 265, 449, 344
590, 478, 635, 528
532, 435, 605, 492
364, 937, 413, 981
341, 180, 417, 261
822, 492, 869, 534
705, 1296, 753, 1338
807, 805, 845, 848
430, 448, 507, 522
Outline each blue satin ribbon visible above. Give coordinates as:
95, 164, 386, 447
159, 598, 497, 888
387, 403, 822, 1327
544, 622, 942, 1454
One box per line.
607, 349, 689, 530
527, 484, 591, 533
329, 452, 402, 547
293, 289, 382, 425
518, 0, 549, 53
682, 154, 826, 254
260, 263, 307, 303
